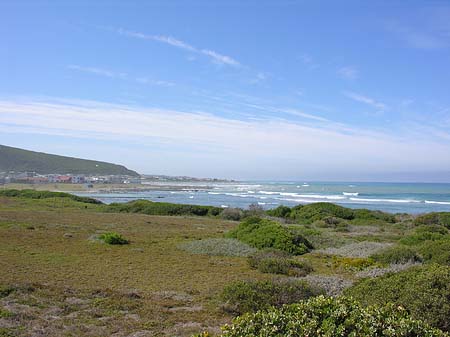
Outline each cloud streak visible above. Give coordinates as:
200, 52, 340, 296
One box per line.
117, 28, 240, 67
68, 65, 127, 79
343, 91, 387, 110
338, 66, 359, 80
69, 65, 174, 87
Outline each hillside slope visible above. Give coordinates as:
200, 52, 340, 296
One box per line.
0, 144, 139, 176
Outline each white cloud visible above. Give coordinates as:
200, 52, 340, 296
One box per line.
117, 28, 240, 67
338, 66, 359, 80
135, 77, 175, 87
1, 97, 450, 178
200, 49, 240, 66
69, 65, 174, 87
387, 21, 449, 50
68, 65, 127, 79
343, 91, 387, 110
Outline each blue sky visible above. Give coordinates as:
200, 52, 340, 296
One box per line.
1, 1, 450, 181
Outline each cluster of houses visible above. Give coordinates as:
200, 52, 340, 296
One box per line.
0, 171, 142, 185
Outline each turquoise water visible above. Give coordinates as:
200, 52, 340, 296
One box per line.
76, 181, 450, 214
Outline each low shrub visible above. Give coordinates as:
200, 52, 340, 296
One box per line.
371, 245, 422, 264
345, 264, 450, 331
418, 239, 450, 265
316, 241, 392, 258
353, 208, 396, 223
0, 189, 102, 204
266, 205, 291, 218
248, 249, 313, 276
303, 275, 353, 296
220, 296, 447, 337
99, 232, 129, 245
106, 199, 222, 217
400, 226, 449, 246
221, 279, 323, 315
178, 238, 256, 257
414, 212, 450, 229
356, 261, 422, 279
220, 208, 244, 221
290, 202, 355, 223
226, 217, 312, 255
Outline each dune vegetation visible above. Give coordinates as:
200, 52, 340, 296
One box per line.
1, 189, 450, 336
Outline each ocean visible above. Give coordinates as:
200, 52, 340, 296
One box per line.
74, 181, 450, 214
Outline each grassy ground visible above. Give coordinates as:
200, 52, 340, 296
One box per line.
0, 195, 422, 336
0, 196, 269, 336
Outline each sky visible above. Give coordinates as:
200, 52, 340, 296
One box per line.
1, 0, 450, 182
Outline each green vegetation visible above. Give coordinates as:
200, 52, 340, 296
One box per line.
0, 144, 139, 176
265, 202, 396, 225
2, 190, 450, 336
371, 244, 422, 264
265, 205, 291, 218
247, 249, 313, 276
221, 279, 323, 314
414, 212, 450, 229
226, 217, 312, 254
0, 189, 102, 204
346, 264, 450, 331
178, 238, 257, 257
106, 199, 222, 216
98, 232, 129, 245
219, 295, 447, 337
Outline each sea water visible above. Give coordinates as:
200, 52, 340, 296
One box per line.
75, 181, 450, 214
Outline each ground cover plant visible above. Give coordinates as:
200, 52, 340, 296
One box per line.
247, 249, 313, 276
98, 232, 129, 245
220, 279, 323, 314
178, 238, 257, 257
217, 296, 447, 337
346, 264, 450, 331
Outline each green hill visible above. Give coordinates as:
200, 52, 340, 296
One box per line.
0, 144, 139, 176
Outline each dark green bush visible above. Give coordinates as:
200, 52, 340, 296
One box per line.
99, 232, 129, 245
400, 226, 449, 246
371, 245, 422, 264
266, 205, 291, 218
226, 217, 312, 255
106, 199, 222, 217
414, 212, 450, 229
290, 202, 355, 223
0, 189, 102, 204
220, 295, 447, 337
418, 239, 450, 265
345, 264, 450, 331
248, 249, 313, 276
353, 208, 396, 223
221, 279, 323, 315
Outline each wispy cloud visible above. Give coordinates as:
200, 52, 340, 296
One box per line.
337, 66, 359, 80
343, 91, 387, 110
387, 21, 449, 50
135, 77, 175, 87
68, 65, 174, 87
2, 97, 450, 177
298, 53, 319, 70
68, 65, 127, 79
116, 28, 240, 67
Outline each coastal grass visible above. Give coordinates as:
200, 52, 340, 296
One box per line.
0, 197, 269, 336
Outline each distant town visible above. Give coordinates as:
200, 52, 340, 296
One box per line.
0, 171, 234, 186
